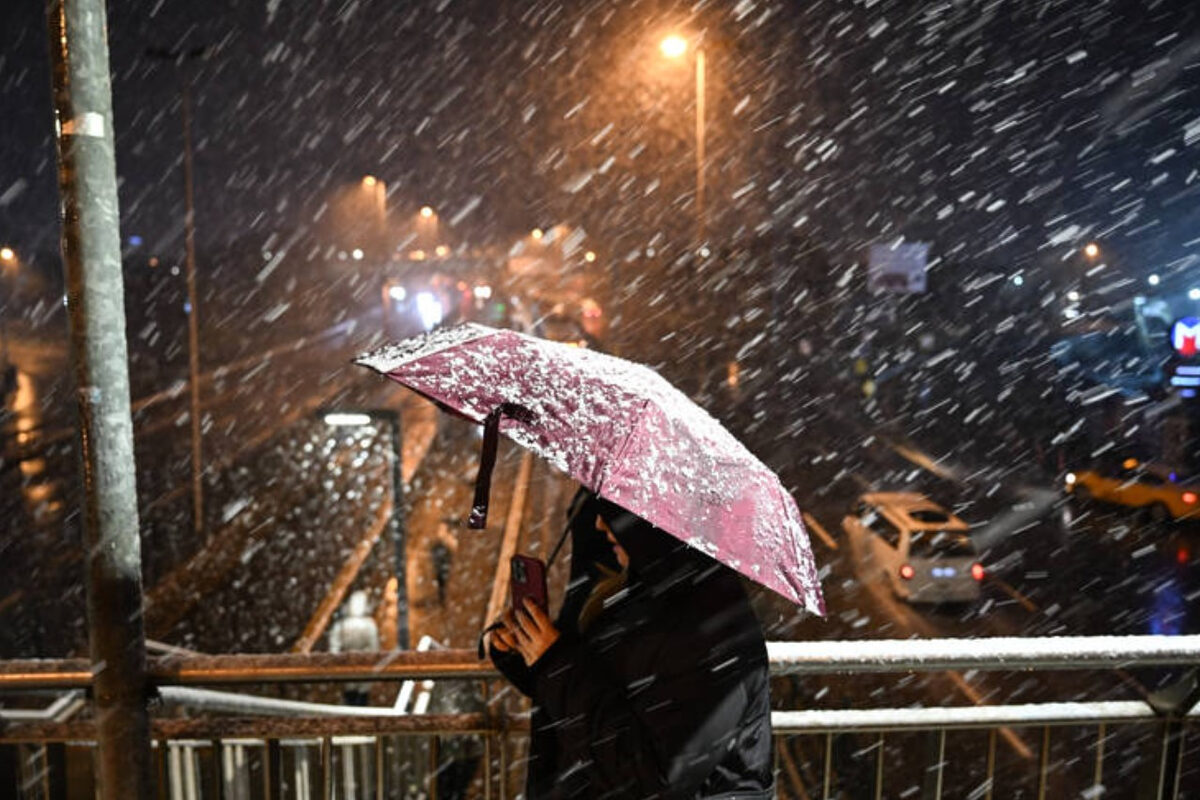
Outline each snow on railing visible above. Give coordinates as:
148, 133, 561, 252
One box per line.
4, 634, 1198, 691
767, 634, 1200, 674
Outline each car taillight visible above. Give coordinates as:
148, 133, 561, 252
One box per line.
1183, 492, 1197, 504
899, 564, 915, 580
971, 562, 985, 581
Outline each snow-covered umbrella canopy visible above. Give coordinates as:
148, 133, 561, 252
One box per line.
357, 323, 825, 615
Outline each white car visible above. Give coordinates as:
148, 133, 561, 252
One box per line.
842, 492, 984, 604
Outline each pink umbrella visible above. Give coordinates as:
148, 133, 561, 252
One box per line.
356, 323, 824, 615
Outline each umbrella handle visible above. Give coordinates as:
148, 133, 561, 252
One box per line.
468, 403, 535, 529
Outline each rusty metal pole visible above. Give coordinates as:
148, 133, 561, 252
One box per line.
46, 2, 155, 798
181, 83, 205, 540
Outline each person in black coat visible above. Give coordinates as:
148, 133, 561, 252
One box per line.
486, 489, 774, 799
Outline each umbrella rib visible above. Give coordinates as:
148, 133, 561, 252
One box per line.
596, 398, 653, 496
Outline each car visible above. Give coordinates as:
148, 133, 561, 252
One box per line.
1065, 458, 1200, 522
842, 492, 984, 604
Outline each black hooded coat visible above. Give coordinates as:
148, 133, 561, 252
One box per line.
489, 492, 774, 799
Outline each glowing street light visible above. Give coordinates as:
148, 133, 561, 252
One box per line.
659, 33, 706, 244
1149, 274, 1161, 286
531, 228, 544, 241
419, 205, 435, 219
1084, 242, 1100, 259
0, 247, 14, 262
584, 250, 597, 263
362, 174, 377, 187
660, 35, 687, 59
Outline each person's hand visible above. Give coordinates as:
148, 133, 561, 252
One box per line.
484, 619, 516, 654
504, 599, 560, 666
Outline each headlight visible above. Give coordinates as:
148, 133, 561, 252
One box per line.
416, 291, 444, 330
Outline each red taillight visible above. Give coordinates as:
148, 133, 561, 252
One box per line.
899, 564, 916, 580
971, 562, 985, 581
1183, 492, 1197, 504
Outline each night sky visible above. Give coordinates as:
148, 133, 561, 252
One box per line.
2, 0, 1199, 281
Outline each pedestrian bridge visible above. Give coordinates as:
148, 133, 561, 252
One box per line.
2, 635, 1198, 799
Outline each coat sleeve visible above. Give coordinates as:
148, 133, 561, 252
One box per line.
487, 641, 537, 698
530, 624, 759, 799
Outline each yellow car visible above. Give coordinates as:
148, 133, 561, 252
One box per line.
1065, 458, 1200, 522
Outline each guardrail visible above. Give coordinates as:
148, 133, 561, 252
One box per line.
2, 635, 1197, 799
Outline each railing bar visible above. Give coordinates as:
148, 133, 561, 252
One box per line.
156, 740, 169, 800
933, 729, 946, 800
985, 728, 997, 800
1093, 722, 1106, 791
321, 736, 332, 800
46, 742, 67, 800
822, 732, 832, 800
484, 732, 493, 800
429, 735, 441, 800
1170, 724, 1186, 800
874, 733, 884, 800
375, 735, 384, 800
266, 739, 281, 800
498, 731, 508, 800
783, 738, 811, 800
1036, 726, 1049, 800
212, 739, 225, 800
11, 634, 1200, 690
185, 744, 199, 800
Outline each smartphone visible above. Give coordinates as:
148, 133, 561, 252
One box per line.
510, 554, 548, 613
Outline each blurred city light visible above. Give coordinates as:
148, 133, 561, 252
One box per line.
388, 285, 407, 302
1084, 242, 1100, 259
1011, 274, 1024, 286
419, 206, 435, 219
531, 228, 544, 241
660, 35, 687, 59
473, 285, 493, 300
324, 412, 373, 427
1067, 290, 1081, 302
435, 244, 449, 257
0, 247, 14, 262
584, 250, 597, 263
361, 175, 377, 187
351, 248, 364, 260
1149, 274, 1161, 286
1189, 288, 1200, 301
415, 291, 444, 330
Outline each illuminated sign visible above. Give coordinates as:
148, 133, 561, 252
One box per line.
1171, 317, 1200, 357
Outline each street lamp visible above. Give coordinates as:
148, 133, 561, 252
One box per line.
321, 407, 408, 649
0, 247, 14, 263
660, 33, 706, 245
145, 44, 208, 540
1084, 242, 1100, 259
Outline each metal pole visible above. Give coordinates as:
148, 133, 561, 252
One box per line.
181, 84, 204, 541
45, 1, 155, 798
694, 47, 706, 246
386, 411, 408, 649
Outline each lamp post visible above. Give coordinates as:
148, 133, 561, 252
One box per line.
146, 45, 207, 541
660, 34, 706, 246
321, 408, 408, 650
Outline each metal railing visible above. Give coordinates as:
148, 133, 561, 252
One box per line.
2, 635, 1198, 799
